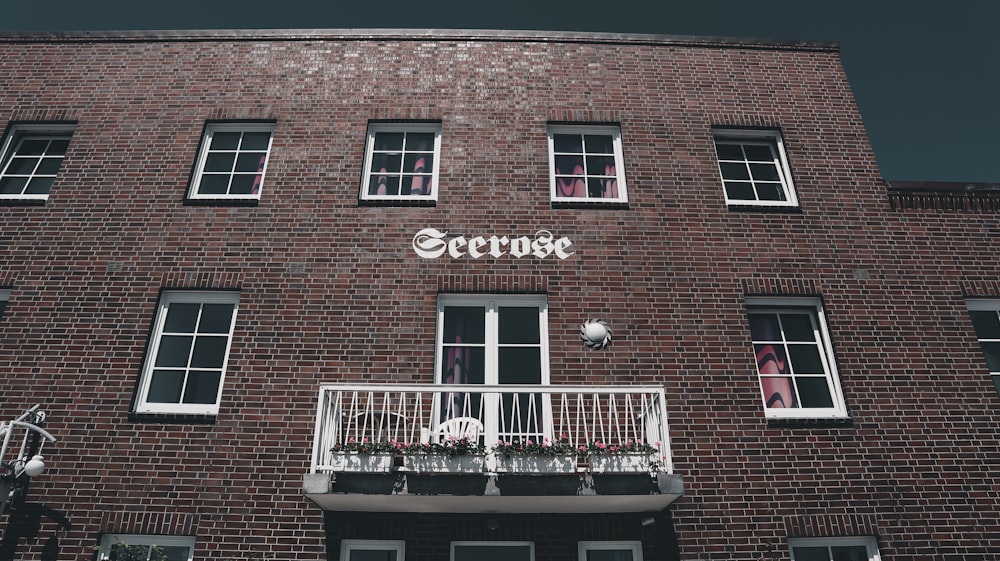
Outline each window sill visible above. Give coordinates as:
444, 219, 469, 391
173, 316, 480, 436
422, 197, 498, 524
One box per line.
359, 198, 437, 208
551, 200, 629, 210
726, 203, 802, 214
766, 416, 853, 429
183, 197, 260, 207
0, 197, 48, 206
129, 411, 219, 424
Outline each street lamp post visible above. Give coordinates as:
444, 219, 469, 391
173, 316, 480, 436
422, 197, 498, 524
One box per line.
0, 405, 56, 517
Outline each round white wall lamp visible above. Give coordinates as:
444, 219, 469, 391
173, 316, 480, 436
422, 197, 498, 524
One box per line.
581, 319, 612, 350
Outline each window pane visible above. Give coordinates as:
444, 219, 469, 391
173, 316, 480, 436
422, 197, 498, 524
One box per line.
762, 376, 796, 408
164, 303, 199, 332
203, 152, 235, 172
373, 132, 404, 151
147, 370, 184, 403
971, 310, 1000, 339
555, 155, 584, 176
368, 175, 399, 196
401, 175, 433, 196
788, 345, 824, 374
25, 177, 55, 195
749, 313, 781, 341
198, 174, 230, 194
719, 162, 750, 180
781, 314, 816, 342
979, 341, 1000, 372
18, 139, 48, 155
48, 139, 70, 155
442, 347, 485, 387
0, 177, 28, 194
756, 183, 786, 201
349, 550, 397, 561
36, 157, 64, 175
791, 546, 830, 561
499, 307, 539, 344
199, 304, 235, 333
6, 157, 38, 175
183, 370, 222, 404
190, 337, 227, 368
587, 549, 635, 561
405, 132, 435, 151
235, 152, 266, 173
160, 545, 193, 561
371, 153, 402, 174
831, 546, 870, 561
796, 377, 834, 408
743, 144, 773, 161
725, 181, 754, 200
241, 131, 271, 150
228, 174, 256, 195
498, 348, 541, 385
110, 544, 152, 560
715, 143, 743, 160
210, 132, 240, 150
584, 134, 614, 153
553, 134, 583, 152
443, 307, 485, 344
587, 155, 616, 176
403, 153, 431, 173
755, 344, 789, 375
154, 336, 193, 367
750, 162, 780, 181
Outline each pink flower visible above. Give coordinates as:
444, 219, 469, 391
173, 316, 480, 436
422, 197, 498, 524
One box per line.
596, 441, 607, 449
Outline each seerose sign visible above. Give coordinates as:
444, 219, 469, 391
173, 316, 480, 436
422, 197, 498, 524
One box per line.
412, 228, 575, 260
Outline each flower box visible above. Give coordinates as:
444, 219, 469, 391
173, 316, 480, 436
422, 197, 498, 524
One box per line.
587, 453, 654, 474
328, 452, 395, 473
494, 454, 577, 474
404, 454, 486, 474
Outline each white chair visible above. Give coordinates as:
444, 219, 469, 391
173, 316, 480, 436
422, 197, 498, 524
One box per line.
433, 416, 483, 443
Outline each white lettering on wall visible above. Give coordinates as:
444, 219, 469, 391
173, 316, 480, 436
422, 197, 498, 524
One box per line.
412, 228, 575, 260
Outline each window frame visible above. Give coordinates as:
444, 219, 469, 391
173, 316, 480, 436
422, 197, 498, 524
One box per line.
746, 296, 847, 419
96, 534, 195, 561
966, 299, 1000, 396
451, 541, 535, 561
578, 541, 643, 561
359, 122, 442, 203
186, 122, 275, 201
788, 536, 881, 561
341, 540, 406, 561
714, 128, 798, 208
547, 124, 628, 204
135, 291, 240, 416
0, 123, 75, 201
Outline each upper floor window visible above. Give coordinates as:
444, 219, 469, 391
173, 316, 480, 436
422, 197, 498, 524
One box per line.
579, 541, 643, 561
187, 123, 274, 201
548, 125, 627, 203
714, 128, 797, 207
97, 534, 195, 561
0, 124, 74, 201
361, 123, 441, 202
967, 299, 1000, 396
788, 536, 881, 561
135, 291, 239, 415
747, 296, 847, 418
341, 540, 406, 561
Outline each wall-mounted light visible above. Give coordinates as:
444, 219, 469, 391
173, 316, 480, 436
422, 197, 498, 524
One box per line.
1, 406, 56, 516
581, 319, 612, 350
641, 516, 656, 527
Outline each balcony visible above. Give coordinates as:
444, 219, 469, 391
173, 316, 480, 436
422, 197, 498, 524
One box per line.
303, 384, 683, 514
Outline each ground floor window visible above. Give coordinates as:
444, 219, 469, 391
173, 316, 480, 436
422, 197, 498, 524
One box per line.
579, 541, 643, 561
789, 536, 881, 561
96, 535, 195, 561
341, 540, 405, 561
452, 542, 534, 561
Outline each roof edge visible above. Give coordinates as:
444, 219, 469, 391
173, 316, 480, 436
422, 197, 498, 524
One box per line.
0, 28, 840, 51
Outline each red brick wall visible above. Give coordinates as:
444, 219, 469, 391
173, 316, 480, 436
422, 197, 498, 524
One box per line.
0, 31, 997, 560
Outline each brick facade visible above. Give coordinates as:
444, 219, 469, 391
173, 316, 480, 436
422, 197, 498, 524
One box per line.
0, 29, 997, 560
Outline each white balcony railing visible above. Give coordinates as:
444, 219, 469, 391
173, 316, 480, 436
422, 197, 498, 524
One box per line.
310, 384, 673, 474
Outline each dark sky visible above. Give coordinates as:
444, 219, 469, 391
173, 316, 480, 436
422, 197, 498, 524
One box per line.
4, 0, 998, 182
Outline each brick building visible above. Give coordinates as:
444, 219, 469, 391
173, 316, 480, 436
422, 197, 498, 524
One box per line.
0, 28, 998, 561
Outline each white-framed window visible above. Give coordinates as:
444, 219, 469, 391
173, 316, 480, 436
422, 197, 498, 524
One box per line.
436, 295, 550, 443
0, 289, 9, 319
579, 541, 643, 561
746, 296, 847, 418
788, 536, 881, 561
135, 291, 240, 415
0, 123, 74, 201
187, 122, 274, 200
341, 540, 406, 561
714, 128, 797, 207
967, 299, 1000, 396
360, 123, 441, 202
452, 542, 534, 561
548, 125, 627, 203
96, 534, 195, 561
